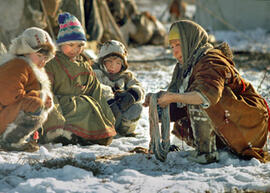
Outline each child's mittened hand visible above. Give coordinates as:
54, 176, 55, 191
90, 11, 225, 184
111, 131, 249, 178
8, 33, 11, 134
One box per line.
117, 92, 135, 112
114, 89, 125, 99
26, 90, 41, 97
22, 96, 43, 113
110, 102, 121, 120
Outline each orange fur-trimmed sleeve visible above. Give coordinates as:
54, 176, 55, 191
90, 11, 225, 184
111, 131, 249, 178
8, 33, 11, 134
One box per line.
0, 58, 30, 106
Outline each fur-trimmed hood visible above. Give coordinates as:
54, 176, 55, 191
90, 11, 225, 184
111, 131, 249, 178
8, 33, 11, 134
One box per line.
8, 27, 55, 56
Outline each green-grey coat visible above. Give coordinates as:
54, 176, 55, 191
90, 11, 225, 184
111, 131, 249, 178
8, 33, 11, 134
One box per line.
43, 52, 116, 141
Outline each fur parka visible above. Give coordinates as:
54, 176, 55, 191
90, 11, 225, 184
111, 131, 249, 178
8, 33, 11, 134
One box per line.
169, 49, 269, 161
0, 55, 53, 147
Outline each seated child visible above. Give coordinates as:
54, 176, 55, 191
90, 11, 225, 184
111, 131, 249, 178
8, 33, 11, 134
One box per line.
42, 12, 116, 146
0, 27, 55, 152
93, 40, 145, 137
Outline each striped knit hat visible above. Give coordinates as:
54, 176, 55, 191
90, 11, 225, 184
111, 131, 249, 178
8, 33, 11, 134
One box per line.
56, 12, 86, 45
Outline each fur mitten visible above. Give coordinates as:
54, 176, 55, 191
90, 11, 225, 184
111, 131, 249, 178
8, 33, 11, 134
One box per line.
115, 91, 136, 112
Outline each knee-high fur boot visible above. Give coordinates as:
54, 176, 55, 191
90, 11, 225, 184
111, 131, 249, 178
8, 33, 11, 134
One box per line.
117, 103, 143, 136
0, 111, 45, 152
187, 104, 219, 164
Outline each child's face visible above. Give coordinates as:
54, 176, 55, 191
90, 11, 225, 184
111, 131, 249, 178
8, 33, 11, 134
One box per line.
61, 42, 85, 61
104, 56, 123, 74
28, 52, 50, 68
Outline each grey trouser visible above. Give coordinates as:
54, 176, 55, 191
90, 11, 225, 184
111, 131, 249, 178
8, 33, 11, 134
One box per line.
116, 103, 143, 135
188, 104, 217, 154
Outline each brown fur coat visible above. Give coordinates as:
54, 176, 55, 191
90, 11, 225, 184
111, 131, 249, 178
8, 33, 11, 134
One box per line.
0, 56, 53, 135
189, 49, 269, 161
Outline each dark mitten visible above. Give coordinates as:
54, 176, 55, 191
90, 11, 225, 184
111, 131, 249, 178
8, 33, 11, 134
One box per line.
109, 100, 121, 120
115, 91, 136, 112
169, 144, 181, 152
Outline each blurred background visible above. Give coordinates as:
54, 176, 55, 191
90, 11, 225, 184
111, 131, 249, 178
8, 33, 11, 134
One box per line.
0, 0, 269, 72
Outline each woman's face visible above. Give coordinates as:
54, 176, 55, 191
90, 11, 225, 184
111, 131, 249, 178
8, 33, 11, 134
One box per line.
61, 42, 85, 61
170, 39, 183, 64
28, 52, 50, 68
104, 56, 123, 74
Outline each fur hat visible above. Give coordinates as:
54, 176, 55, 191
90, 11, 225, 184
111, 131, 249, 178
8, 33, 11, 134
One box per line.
9, 27, 55, 55
98, 40, 128, 66
56, 12, 86, 45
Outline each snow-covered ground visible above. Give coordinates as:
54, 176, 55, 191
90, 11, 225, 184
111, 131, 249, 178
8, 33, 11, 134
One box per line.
1, 32, 270, 192
1, 1, 270, 193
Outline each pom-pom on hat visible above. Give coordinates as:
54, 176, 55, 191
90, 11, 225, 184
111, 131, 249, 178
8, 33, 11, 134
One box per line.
56, 12, 86, 45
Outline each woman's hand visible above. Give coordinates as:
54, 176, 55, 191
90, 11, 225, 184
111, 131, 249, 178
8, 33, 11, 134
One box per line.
157, 92, 176, 108
158, 91, 204, 108
143, 92, 176, 108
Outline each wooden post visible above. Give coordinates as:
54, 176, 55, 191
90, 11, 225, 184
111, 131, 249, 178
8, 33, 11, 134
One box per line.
99, 0, 127, 46
40, 0, 56, 42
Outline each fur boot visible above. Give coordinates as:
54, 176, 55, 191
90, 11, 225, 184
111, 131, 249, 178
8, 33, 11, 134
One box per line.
116, 103, 142, 136
187, 104, 219, 164
0, 111, 44, 152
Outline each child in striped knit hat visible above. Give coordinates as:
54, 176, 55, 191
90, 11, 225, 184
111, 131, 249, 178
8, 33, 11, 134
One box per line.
56, 12, 87, 47
42, 12, 116, 146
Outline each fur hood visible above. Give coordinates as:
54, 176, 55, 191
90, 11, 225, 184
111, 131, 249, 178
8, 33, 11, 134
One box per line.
8, 27, 55, 56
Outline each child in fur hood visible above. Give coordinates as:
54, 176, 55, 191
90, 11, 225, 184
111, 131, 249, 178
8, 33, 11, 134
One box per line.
93, 40, 145, 137
41, 12, 116, 146
0, 27, 55, 152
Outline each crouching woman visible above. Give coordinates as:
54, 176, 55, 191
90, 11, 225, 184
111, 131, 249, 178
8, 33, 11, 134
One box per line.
144, 20, 270, 164
0, 27, 55, 152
